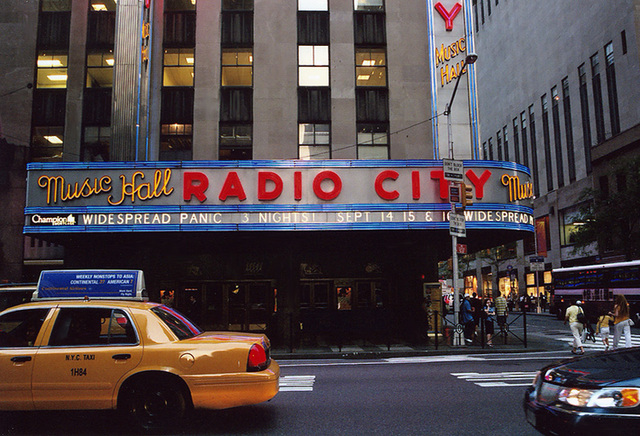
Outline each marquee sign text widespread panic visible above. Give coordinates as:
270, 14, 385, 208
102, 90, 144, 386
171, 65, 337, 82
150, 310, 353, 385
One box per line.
24, 161, 534, 233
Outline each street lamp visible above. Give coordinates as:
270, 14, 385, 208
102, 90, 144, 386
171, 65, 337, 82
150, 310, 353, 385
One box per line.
445, 52, 477, 346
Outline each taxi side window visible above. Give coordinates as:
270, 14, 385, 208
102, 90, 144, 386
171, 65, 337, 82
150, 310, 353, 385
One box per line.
0, 308, 49, 348
49, 308, 137, 346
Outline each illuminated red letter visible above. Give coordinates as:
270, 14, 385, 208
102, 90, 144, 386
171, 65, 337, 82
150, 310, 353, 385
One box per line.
218, 171, 247, 201
412, 171, 421, 200
258, 171, 283, 201
313, 171, 342, 201
183, 172, 209, 202
430, 170, 450, 200
465, 169, 491, 199
375, 170, 400, 200
294, 171, 302, 201
434, 2, 462, 31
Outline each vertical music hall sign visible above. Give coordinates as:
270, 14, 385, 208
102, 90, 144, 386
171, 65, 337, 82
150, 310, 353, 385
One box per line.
426, 0, 480, 160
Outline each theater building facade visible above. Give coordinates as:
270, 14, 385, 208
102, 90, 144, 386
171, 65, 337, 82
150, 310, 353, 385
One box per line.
2, 0, 534, 346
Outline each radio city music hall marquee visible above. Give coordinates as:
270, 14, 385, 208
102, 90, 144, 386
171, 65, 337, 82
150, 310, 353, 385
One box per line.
24, 161, 534, 234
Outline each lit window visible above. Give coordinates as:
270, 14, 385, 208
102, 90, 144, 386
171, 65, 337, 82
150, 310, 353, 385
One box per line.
298, 46, 329, 66
90, 0, 117, 12
299, 123, 330, 145
354, 0, 384, 11
299, 67, 329, 87
221, 49, 253, 86
298, 0, 328, 11
357, 124, 389, 159
356, 48, 386, 86
36, 52, 68, 89
86, 51, 114, 88
163, 48, 195, 87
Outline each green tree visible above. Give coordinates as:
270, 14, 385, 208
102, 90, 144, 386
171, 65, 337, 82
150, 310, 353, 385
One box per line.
572, 156, 640, 260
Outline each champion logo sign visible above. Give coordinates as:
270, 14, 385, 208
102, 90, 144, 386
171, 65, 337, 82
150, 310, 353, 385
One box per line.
434, 2, 462, 31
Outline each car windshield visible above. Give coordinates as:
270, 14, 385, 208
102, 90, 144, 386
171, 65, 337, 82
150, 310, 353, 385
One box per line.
151, 306, 202, 340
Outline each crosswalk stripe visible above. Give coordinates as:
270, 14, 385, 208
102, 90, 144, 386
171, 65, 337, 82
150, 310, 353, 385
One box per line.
280, 375, 316, 392
451, 371, 536, 387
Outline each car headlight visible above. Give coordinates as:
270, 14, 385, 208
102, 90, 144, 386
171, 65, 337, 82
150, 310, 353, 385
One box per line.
558, 387, 640, 408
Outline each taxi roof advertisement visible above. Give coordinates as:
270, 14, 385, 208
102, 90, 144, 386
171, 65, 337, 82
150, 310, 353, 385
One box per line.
33, 270, 145, 300
24, 160, 534, 233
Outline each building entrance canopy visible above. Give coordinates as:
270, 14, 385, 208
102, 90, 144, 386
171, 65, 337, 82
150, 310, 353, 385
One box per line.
24, 160, 533, 234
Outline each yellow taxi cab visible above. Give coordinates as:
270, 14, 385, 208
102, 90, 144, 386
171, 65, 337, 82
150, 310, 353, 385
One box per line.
0, 270, 279, 430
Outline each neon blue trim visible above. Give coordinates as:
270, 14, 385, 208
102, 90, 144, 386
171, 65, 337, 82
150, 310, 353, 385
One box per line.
27, 159, 531, 174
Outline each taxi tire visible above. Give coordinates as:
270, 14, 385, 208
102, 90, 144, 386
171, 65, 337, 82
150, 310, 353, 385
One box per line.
119, 374, 191, 432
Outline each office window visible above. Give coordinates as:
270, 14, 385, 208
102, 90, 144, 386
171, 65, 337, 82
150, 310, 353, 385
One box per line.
541, 94, 554, 192
299, 0, 328, 11
160, 123, 193, 161
222, 48, 253, 86
605, 42, 620, 136
502, 126, 509, 162
37, 7, 71, 49
86, 51, 114, 88
165, 0, 196, 11
357, 124, 389, 159
590, 53, 605, 144
82, 126, 110, 162
88, 1, 116, 47
496, 130, 502, 160
578, 64, 592, 173
621, 30, 627, 54
355, 48, 387, 86
562, 78, 576, 182
487, 137, 494, 160
223, 0, 253, 9
354, 0, 384, 11
560, 205, 584, 246
551, 87, 564, 188
354, 12, 386, 45
473, 0, 479, 32
520, 112, 528, 168
528, 105, 539, 195
512, 118, 520, 164
163, 48, 195, 86
298, 46, 329, 86
31, 125, 64, 162
36, 52, 68, 89
482, 141, 487, 159
164, 8, 196, 47
299, 124, 330, 159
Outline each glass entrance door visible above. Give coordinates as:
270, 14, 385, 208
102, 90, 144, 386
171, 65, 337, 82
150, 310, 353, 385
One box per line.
228, 281, 273, 332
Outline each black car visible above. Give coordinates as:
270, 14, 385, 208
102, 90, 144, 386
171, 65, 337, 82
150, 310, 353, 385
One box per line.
524, 347, 640, 435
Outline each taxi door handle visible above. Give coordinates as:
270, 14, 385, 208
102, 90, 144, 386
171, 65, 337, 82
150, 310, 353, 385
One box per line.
112, 353, 131, 361
11, 356, 32, 363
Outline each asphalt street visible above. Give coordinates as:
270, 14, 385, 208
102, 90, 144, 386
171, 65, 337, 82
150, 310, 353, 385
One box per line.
2, 314, 638, 435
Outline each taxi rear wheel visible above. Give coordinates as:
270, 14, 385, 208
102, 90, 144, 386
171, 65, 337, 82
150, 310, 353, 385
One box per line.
119, 374, 191, 431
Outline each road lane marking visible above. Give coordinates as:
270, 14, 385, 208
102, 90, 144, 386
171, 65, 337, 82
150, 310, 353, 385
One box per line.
280, 375, 316, 392
451, 371, 536, 387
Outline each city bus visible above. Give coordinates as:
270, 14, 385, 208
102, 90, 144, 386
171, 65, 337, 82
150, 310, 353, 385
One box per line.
551, 260, 640, 322
0, 282, 37, 311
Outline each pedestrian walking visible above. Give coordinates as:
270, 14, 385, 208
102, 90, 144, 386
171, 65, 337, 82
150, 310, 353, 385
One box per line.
564, 300, 585, 355
483, 298, 495, 347
494, 291, 508, 331
610, 295, 633, 349
596, 310, 614, 351
461, 294, 475, 345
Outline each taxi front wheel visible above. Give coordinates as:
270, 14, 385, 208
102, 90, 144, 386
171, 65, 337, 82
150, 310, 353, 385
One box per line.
119, 374, 191, 432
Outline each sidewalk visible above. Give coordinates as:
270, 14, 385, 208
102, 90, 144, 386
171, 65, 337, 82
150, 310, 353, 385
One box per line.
272, 311, 562, 359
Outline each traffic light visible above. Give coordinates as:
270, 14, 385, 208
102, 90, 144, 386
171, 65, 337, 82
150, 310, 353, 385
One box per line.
460, 183, 473, 210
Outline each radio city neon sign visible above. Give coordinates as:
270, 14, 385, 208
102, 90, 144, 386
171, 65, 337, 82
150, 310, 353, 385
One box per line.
183, 169, 496, 202
35, 167, 533, 206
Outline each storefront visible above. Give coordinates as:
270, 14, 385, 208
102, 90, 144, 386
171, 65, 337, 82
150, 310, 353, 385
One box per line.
24, 160, 533, 346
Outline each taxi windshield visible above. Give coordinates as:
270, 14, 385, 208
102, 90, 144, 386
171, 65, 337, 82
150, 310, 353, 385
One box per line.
151, 306, 202, 340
